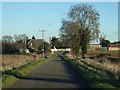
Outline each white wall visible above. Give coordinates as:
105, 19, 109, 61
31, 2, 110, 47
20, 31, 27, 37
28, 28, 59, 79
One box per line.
51, 47, 71, 54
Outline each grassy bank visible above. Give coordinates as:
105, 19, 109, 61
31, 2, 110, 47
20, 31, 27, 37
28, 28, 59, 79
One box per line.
2, 55, 53, 88
63, 55, 120, 88
2, 53, 43, 71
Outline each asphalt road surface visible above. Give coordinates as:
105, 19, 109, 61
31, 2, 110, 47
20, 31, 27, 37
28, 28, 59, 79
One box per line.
8, 53, 87, 88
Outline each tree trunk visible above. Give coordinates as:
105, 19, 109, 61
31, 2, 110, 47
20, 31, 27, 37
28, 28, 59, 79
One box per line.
81, 44, 87, 59
82, 51, 86, 59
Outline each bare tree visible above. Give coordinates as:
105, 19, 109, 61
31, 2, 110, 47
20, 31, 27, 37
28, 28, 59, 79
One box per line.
14, 34, 28, 43
2, 35, 13, 43
14, 34, 28, 53
60, 4, 100, 58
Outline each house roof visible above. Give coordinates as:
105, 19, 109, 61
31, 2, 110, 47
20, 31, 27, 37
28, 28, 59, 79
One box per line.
27, 39, 43, 46
109, 41, 120, 47
110, 41, 120, 44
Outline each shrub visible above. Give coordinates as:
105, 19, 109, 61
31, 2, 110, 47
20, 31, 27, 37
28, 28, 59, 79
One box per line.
2, 43, 19, 54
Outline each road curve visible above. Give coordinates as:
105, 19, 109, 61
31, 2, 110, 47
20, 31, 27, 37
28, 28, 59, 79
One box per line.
7, 54, 87, 88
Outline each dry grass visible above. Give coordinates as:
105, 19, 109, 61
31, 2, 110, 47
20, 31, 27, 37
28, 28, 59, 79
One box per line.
87, 50, 119, 59
1, 53, 43, 71
66, 52, 120, 78
82, 59, 119, 78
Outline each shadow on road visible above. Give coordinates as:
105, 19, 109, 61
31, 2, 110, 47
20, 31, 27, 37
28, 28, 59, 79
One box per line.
4, 52, 89, 88
17, 76, 80, 85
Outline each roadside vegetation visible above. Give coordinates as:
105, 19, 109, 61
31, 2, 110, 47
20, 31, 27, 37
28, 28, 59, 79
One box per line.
2, 53, 43, 71
1, 3, 119, 89
59, 3, 119, 88
1, 34, 52, 88
2, 55, 54, 88
60, 4, 100, 58
63, 53, 120, 88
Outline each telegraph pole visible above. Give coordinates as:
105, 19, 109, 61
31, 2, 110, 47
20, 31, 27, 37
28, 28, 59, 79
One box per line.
39, 30, 45, 58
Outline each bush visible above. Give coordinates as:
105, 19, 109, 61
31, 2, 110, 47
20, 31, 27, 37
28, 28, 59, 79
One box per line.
37, 46, 43, 54
2, 43, 19, 54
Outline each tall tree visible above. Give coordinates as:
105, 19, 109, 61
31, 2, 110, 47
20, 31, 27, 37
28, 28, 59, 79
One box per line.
44, 41, 50, 52
14, 34, 28, 51
51, 37, 61, 48
60, 4, 100, 58
2, 35, 19, 54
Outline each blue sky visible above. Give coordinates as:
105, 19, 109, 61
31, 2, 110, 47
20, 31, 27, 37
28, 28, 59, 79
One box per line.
2, 2, 118, 42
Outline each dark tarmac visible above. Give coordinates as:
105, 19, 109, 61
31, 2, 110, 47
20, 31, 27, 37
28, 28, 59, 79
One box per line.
7, 53, 87, 89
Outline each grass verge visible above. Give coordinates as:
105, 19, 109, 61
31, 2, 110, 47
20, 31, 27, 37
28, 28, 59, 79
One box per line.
2, 55, 54, 88
63, 55, 120, 88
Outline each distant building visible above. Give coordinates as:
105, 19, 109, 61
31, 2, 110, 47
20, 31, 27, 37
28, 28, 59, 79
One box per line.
100, 39, 110, 50
26, 38, 43, 53
109, 41, 120, 50
89, 44, 101, 50
100, 41, 120, 51
51, 46, 71, 54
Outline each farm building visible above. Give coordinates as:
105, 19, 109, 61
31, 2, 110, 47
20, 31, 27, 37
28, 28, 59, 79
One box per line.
109, 41, 120, 50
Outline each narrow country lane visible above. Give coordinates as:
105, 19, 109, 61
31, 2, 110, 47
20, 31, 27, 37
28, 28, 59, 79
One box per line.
6, 53, 87, 88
